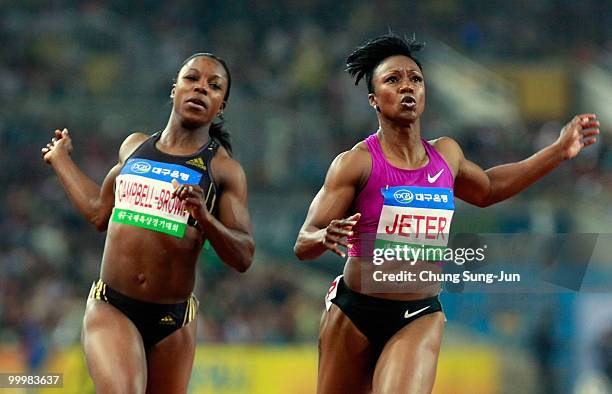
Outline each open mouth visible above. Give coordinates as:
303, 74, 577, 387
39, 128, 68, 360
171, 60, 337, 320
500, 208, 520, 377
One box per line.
401, 96, 416, 107
186, 98, 207, 110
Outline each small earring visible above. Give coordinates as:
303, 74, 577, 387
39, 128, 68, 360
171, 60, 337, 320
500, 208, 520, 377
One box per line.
217, 112, 224, 120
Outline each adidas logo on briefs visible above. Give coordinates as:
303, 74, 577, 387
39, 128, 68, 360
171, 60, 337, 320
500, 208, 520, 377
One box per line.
159, 315, 176, 326
186, 157, 206, 170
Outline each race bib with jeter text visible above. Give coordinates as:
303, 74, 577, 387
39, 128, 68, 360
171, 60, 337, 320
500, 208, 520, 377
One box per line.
375, 186, 454, 260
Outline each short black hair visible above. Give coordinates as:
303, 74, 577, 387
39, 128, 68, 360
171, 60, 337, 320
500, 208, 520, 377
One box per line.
178, 53, 233, 154
346, 33, 425, 93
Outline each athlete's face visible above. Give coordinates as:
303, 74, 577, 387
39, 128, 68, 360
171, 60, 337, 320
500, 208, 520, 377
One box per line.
369, 55, 425, 125
172, 56, 228, 128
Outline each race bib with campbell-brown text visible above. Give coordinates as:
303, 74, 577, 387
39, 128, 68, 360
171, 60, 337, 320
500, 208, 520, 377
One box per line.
111, 158, 202, 238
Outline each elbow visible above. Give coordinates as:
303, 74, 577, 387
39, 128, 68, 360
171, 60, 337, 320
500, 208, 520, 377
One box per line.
234, 259, 253, 274
293, 242, 305, 260
474, 188, 495, 208
475, 194, 501, 208
293, 231, 309, 260
90, 216, 109, 232
293, 229, 322, 261
293, 243, 311, 261
294, 249, 307, 261
474, 199, 492, 208
235, 254, 253, 273
234, 239, 255, 273
88, 204, 109, 232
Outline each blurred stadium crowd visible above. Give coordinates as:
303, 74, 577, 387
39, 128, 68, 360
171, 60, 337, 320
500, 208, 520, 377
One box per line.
0, 1, 611, 390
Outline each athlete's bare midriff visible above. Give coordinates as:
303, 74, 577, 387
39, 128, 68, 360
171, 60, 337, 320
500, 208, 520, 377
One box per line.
343, 256, 441, 301
100, 221, 204, 303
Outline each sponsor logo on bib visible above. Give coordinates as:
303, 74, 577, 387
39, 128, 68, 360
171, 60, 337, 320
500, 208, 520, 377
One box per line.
393, 189, 414, 204
131, 161, 151, 174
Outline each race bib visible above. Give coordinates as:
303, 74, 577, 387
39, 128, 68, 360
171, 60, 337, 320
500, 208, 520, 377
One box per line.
375, 186, 454, 260
112, 158, 202, 237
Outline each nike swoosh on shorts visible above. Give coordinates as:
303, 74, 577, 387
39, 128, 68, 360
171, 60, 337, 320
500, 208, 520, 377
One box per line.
404, 305, 431, 319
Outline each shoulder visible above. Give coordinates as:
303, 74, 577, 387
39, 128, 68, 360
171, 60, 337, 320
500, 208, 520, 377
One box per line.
211, 146, 246, 187
325, 141, 371, 187
330, 142, 370, 172
118, 132, 150, 163
429, 136, 464, 174
429, 136, 462, 154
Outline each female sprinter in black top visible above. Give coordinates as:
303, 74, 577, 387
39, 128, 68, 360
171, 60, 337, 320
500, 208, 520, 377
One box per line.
42, 53, 254, 393
294, 34, 599, 394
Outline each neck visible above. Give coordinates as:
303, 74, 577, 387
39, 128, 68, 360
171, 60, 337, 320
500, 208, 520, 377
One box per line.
159, 112, 211, 151
376, 118, 426, 166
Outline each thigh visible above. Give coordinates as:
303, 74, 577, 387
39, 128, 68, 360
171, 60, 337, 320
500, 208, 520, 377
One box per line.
372, 311, 445, 394
82, 299, 147, 394
317, 304, 375, 394
145, 319, 197, 394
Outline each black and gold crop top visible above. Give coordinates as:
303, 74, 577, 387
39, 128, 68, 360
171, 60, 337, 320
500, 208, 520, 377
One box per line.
111, 132, 220, 238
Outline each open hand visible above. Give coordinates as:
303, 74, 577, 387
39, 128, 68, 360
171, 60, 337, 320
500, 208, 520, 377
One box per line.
322, 213, 361, 258
41, 128, 73, 164
555, 114, 600, 160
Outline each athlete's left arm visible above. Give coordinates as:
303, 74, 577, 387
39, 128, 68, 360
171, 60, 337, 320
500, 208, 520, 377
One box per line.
439, 114, 599, 207
173, 156, 254, 272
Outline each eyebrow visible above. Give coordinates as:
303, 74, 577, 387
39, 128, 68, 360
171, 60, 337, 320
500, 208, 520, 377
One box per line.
184, 68, 227, 80
382, 68, 422, 75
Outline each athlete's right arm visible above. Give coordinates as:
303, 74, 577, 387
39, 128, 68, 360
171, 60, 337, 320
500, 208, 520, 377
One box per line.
42, 128, 147, 231
294, 149, 368, 260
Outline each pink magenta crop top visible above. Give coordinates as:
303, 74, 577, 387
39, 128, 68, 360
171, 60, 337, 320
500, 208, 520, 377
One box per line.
346, 133, 454, 256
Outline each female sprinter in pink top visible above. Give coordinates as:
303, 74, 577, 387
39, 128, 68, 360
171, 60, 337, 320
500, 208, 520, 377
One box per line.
294, 34, 599, 394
